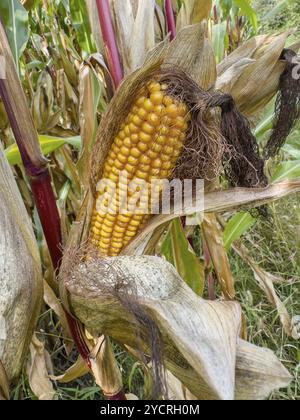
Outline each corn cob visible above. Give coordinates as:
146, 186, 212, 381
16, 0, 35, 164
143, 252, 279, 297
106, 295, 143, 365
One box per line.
90, 81, 190, 256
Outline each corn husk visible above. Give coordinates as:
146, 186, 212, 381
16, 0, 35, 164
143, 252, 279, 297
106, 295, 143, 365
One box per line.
166, 338, 291, 401
0, 145, 43, 384
63, 255, 292, 400
216, 32, 300, 117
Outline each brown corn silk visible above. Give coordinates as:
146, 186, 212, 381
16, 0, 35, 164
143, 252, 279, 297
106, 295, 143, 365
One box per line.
265, 49, 300, 159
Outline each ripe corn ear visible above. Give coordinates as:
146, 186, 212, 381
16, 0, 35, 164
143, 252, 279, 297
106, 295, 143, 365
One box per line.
90, 81, 190, 256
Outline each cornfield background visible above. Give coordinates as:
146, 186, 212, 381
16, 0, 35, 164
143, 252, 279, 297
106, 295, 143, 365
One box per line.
0, 0, 299, 401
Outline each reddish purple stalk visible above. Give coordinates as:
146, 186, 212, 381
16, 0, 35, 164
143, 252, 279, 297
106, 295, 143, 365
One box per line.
0, 81, 61, 268
165, 0, 176, 41
96, 0, 123, 89
0, 77, 91, 362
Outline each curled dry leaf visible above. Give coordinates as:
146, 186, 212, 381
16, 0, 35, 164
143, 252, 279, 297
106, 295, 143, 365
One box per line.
89, 336, 124, 398
110, 0, 135, 75
26, 334, 56, 400
233, 244, 300, 340
50, 356, 88, 384
0, 145, 43, 383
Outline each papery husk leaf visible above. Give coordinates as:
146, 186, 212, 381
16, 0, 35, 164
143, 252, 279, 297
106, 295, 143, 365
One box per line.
235, 339, 292, 400
128, 0, 156, 73
164, 23, 216, 89
0, 145, 43, 382
166, 339, 292, 400
216, 32, 294, 117
233, 244, 300, 340
123, 180, 300, 255
63, 255, 242, 400
177, 0, 212, 31
26, 334, 56, 401
166, 370, 197, 400
110, 0, 135, 75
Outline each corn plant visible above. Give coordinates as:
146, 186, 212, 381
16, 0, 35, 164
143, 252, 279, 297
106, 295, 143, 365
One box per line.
0, 0, 299, 401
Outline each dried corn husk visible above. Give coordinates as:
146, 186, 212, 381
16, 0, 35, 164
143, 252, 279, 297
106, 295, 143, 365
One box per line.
0, 145, 43, 384
62, 255, 292, 400
216, 32, 300, 117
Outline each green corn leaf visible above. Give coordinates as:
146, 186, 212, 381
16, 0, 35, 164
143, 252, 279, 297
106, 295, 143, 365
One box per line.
272, 160, 300, 182
0, 0, 29, 76
212, 21, 228, 64
261, 0, 290, 21
233, 0, 258, 32
254, 113, 274, 139
5, 135, 81, 166
223, 212, 256, 251
161, 218, 204, 296
69, 0, 96, 55
282, 145, 300, 160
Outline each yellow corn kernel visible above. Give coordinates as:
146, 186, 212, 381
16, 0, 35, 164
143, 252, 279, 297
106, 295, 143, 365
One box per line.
150, 92, 164, 105
89, 81, 190, 256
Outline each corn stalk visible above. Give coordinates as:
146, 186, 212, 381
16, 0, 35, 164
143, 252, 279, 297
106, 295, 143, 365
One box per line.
0, 15, 92, 368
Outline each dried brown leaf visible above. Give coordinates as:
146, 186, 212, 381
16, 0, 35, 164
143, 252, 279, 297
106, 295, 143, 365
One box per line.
65, 256, 242, 400
0, 145, 43, 382
27, 334, 56, 400
202, 214, 236, 300
216, 33, 291, 116
50, 356, 88, 383
164, 23, 216, 89
43, 280, 73, 355
89, 336, 124, 398
128, 0, 156, 72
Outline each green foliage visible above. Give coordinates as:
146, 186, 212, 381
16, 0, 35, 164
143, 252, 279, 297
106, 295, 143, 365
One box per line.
223, 212, 256, 251
161, 219, 205, 296
0, 0, 29, 75
255, 0, 300, 35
